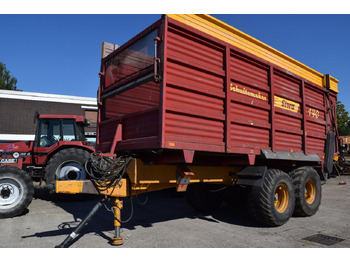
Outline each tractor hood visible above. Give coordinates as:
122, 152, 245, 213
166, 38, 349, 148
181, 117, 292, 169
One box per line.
0, 141, 33, 158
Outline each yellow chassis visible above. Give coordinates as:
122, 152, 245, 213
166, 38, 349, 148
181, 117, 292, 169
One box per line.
55, 158, 241, 245
56, 158, 241, 197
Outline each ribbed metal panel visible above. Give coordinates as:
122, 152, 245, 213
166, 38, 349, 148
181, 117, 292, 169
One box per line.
307, 137, 326, 154
274, 71, 301, 100
230, 124, 270, 148
166, 62, 224, 95
230, 81, 269, 105
98, 119, 119, 152
164, 22, 225, 152
228, 49, 271, 152
304, 83, 327, 154
167, 25, 224, 72
306, 121, 326, 139
103, 81, 160, 119
98, 109, 159, 153
165, 112, 224, 148
305, 84, 325, 109
272, 69, 304, 152
123, 110, 159, 140
230, 102, 270, 129
307, 109, 325, 123
167, 14, 339, 94
275, 131, 303, 152
166, 86, 224, 120
275, 113, 302, 134
230, 52, 269, 88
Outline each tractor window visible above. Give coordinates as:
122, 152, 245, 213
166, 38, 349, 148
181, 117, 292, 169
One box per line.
62, 119, 76, 141
39, 119, 61, 147
75, 123, 86, 142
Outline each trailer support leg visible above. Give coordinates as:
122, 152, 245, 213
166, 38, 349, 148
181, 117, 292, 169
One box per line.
111, 197, 124, 246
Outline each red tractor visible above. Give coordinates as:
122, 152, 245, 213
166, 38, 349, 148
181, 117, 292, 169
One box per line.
0, 113, 95, 218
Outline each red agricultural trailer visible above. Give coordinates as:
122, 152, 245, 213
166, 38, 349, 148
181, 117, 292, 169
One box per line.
55, 14, 339, 247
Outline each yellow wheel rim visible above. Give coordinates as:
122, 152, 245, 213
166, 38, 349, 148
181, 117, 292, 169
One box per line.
274, 184, 289, 213
305, 179, 316, 205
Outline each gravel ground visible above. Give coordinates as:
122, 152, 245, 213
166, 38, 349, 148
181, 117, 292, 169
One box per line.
0, 175, 349, 249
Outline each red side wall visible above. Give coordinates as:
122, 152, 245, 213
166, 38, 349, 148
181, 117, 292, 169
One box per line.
163, 20, 226, 153
161, 17, 337, 159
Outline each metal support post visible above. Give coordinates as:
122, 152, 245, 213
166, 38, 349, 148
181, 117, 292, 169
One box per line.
111, 197, 124, 245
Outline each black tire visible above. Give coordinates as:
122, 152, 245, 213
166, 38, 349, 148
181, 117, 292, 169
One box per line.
0, 166, 34, 218
248, 169, 295, 227
45, 148, 91, 185
289, 166, 321, 217
185, 183, 224, 212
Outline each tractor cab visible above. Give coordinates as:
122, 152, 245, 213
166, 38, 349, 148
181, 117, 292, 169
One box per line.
32, 114, 93, 166
34, 114, 90, 148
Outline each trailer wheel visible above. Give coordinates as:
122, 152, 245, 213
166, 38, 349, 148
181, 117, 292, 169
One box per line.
248, 169, 295, 227
45, 148, 91, 185
185, 183, 223, 212
289, 166, 321, 217
0, 166, 34, 218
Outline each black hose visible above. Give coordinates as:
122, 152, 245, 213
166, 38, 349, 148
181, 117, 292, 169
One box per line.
85, 154, 132, 192
55, 198, 106, 248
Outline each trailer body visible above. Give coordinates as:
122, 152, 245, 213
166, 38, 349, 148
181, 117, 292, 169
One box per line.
98, 15, 338, 170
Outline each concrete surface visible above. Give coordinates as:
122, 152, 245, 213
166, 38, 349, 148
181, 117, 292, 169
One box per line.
0, 175, 349, 248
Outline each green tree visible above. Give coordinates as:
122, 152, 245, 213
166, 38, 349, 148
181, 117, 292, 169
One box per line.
336, 100, 350, 136
0, 62, 21, 91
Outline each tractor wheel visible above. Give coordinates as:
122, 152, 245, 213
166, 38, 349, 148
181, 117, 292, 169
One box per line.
185, 183, 224, 213
0, 166, 34, 218
45, 148, 91, 185
248, 169, 295, 227
289, 166, 321, 217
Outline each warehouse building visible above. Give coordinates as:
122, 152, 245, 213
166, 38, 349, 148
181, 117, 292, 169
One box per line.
0, 89, 97, 143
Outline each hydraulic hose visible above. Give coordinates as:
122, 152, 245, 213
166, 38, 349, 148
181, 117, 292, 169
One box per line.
55, 198, 107, 248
